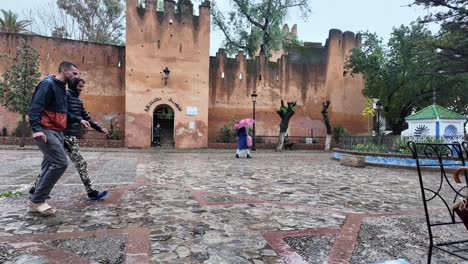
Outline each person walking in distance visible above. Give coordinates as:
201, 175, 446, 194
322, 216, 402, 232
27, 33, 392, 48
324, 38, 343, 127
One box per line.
30, 78, 109, 200
236, 126, 252, 159
153, 123, 161, 146
28, 61, 85, 216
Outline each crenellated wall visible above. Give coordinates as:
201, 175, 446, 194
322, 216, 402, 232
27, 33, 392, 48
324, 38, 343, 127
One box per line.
0, 32, 125, 135
125, 0, 211, 148
208, 29, 366, 140
0, 3, 367, 148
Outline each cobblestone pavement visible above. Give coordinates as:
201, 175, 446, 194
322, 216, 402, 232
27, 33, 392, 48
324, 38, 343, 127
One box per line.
0, 148, 466, 264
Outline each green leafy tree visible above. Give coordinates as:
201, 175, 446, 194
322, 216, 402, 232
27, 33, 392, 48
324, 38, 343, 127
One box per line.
55, 0, 125, 44
346, 24, 462, 134
0, 40, 41, 147
211, 0, 311, 58
276, 100, 296, 151
362, 98, 375, 135
0, 9, 31, 33
411, 0, 468, 114
411, 0, 467, 73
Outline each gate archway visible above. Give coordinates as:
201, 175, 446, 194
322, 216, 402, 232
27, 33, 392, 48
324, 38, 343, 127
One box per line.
152, 105, 174, 148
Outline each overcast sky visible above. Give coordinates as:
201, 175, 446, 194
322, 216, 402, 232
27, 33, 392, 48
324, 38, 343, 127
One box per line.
0, 0, 440, 55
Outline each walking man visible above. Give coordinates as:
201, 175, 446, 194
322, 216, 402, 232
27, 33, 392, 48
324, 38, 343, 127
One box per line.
30, 78, 109, 200
28, 61, 84, 216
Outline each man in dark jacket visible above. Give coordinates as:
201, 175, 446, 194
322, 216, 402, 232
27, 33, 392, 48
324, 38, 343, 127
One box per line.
153, 123, 161, 146
30, 77, 109, 200
28, 61, 84, 216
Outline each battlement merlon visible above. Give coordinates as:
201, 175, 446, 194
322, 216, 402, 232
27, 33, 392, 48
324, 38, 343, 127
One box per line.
127, 0, 210, 25
290, 24, 297, 36
215, 48, 227, 59
325, 29, 361, 49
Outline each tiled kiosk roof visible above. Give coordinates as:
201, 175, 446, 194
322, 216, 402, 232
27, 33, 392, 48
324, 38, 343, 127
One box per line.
406, 104, 466, 120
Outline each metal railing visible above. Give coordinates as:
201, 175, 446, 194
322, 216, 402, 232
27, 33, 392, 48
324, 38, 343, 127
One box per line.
212, 135, 326, 145
335, 135, 400, 152
335, 135, 468, 154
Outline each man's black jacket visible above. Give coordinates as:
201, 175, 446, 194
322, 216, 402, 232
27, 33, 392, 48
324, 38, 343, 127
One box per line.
64, 88, 102, 137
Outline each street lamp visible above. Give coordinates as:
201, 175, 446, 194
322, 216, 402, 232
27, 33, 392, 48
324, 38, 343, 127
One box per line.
374, 100, 382, 135
161, 67, 171, 86
251, 91, 258, 151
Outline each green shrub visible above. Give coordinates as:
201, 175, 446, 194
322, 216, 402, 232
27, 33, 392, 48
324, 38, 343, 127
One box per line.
105, 117, 121, 140
217, 116, 237, 143
255, 136, 265, 143
333, 124, 348, 145
107, 130, 122, 140
219, 124, 236, 143
352, 142, 388, 153
395, 137, 411, 154
12, 120, 31, 137
333, 124, 348, 140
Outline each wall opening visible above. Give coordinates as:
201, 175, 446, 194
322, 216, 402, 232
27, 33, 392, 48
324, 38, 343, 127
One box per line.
152, 104, 175, 148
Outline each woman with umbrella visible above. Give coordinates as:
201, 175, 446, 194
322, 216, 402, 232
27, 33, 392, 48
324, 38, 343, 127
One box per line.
234, 118, 254, 158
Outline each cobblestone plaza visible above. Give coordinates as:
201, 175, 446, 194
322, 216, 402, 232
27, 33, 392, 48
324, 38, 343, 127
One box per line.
0, 148, 466, 263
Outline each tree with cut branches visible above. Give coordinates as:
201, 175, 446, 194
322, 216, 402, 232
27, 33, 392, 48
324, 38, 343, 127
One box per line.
0, 9, 31, 33
276, 100, 296, 151
211, 0, 311, 57
0, 40, 41, 147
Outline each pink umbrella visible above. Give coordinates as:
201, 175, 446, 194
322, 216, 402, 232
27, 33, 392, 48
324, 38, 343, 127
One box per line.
234, 118, 255, 129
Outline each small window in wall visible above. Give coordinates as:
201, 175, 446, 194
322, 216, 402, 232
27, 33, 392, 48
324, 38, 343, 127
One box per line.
179, 43, 182, 53
157, 40, 160, 49
221, 72, 225, 79
239, 73, 243, 80
259, 74, 262, 81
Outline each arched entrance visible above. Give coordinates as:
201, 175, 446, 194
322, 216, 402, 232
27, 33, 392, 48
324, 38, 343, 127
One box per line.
152, 105, 174, 148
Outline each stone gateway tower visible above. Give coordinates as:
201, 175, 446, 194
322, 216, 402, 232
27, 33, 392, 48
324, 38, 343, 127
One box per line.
125, 0, 211, 148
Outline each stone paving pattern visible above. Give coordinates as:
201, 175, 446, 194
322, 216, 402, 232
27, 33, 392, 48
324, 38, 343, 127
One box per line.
0, 148, 467, 263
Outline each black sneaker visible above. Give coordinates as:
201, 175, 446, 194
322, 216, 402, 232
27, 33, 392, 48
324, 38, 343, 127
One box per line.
236, 154, 239, 158
247, 155, 252, 159
29, 186, 35, 195
88, 190, 109, 200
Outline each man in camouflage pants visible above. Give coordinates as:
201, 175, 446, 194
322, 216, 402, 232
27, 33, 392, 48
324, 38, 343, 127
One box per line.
30, 78, 109, 200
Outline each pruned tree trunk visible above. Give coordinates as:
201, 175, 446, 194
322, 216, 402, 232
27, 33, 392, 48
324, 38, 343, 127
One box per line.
276, 100, 297, 151
20, 114, 26, 147
321, 100, 332, 151
277, 131, 287, 151
324, 135, 331, 151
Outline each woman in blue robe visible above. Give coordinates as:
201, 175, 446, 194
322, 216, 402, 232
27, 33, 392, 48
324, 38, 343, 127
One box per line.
236, 127, 251, 158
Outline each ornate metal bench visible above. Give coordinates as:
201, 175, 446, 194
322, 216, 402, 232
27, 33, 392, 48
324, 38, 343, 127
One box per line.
408, 141, 468, 263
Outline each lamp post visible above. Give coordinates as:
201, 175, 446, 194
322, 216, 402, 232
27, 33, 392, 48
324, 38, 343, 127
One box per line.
375, 101, 382, 135
162, 67, 170, 86
251, 91, 257, 151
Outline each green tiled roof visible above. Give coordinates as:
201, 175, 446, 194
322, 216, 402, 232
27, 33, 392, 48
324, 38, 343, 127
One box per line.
406, 104, 466, 120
